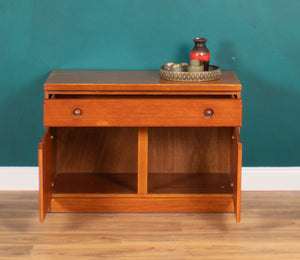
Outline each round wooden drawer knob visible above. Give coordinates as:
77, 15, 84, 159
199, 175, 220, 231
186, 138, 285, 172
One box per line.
72, 108, 83, 118
204, 108, 214, 117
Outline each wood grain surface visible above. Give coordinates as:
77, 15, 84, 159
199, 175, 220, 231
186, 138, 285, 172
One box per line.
43, 97, 242, 127
54, 127, 138, 174
1, 191, 299, 259
44, 70, 242, 92
148, 127, 231, 174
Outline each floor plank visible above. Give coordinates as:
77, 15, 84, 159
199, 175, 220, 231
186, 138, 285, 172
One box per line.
0, 191, 299, 259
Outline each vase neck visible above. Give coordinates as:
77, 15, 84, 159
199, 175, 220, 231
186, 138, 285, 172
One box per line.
194, 38, 207, 46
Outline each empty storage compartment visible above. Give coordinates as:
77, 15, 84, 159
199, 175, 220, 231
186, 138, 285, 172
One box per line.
148, 127, 234, 194
50, 127, 138, 194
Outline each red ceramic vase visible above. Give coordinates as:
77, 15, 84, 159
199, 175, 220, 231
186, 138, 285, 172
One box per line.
190, 38, 210, 71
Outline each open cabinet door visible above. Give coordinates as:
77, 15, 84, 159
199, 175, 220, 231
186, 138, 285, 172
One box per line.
38, 128, 53, 222
230, 128, 242, 222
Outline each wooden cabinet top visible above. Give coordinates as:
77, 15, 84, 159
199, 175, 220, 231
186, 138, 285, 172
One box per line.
44, 70, 241, 93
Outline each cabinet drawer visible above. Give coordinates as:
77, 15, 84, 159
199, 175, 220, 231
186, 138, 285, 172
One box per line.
44, 97, 242, 127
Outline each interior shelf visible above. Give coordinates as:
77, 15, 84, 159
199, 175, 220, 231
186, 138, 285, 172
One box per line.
52, 173, 137, 194
52, 172, 232, 195
148, 172, 233, 194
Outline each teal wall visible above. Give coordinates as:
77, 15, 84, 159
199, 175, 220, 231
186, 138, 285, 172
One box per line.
1, 0, 299, 166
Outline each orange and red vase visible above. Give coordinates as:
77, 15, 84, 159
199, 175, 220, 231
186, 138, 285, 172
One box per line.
190, 38, 210, 71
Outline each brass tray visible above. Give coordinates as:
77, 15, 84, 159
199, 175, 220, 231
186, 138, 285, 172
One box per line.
160, 65, 221, 82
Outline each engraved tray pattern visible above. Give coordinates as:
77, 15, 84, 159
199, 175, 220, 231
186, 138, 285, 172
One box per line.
160, 65, 221, 82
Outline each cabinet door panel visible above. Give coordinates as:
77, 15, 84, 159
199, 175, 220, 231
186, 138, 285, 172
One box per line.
38, 128, 53, 223
230, 127, 242, 222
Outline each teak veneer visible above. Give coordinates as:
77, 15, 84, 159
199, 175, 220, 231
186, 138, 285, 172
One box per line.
39, 70, 242, 222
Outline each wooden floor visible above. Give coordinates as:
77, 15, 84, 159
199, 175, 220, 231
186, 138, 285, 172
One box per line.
0, 191, 299, 259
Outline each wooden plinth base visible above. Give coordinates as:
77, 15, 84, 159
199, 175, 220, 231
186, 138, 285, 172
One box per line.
50, 195, 236, 217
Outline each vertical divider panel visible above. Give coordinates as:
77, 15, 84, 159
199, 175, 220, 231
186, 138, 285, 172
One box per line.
38, 128, 53, 222
138, 127, 148, 194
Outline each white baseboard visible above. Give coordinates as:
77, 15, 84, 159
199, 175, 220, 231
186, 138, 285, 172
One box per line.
0, 167, 299, 191
0, 167, 39, 190
242, 167, 300, 190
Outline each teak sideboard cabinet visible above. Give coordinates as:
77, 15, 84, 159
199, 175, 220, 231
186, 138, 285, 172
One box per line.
38, 70, 242, 223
